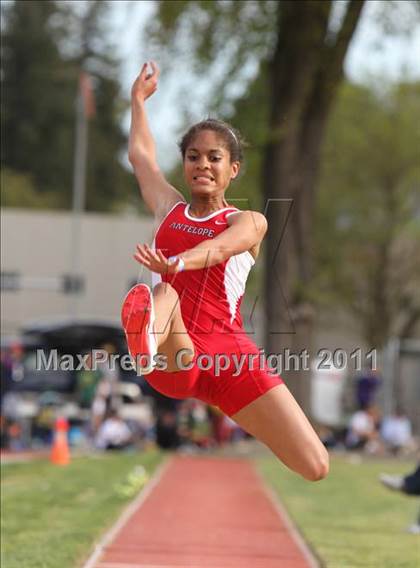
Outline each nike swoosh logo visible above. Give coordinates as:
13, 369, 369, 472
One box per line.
215, 220, 227, 225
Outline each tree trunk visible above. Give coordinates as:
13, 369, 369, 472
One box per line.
263, 0, 365, 414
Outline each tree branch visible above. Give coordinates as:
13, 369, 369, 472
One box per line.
398, 306, 420, 339
326, 0, 366, 84
270, 1, 332, 125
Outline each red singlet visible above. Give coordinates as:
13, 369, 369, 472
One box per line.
146, 202, 283, 416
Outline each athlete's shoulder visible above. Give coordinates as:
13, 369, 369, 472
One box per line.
156, 197, 186, 221
227, 209, 267, 235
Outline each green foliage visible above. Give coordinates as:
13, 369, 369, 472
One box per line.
1, 168, 64, 209
149, 0, 276, 115
85, 72, 136, 212
315, 81, 420, 344
171, 69, 420, 345
1, 1, 76, 203
259, 455, 419, 568
1, 451, 163, 568
150, 0, 420, 348
151, 0, 276, 67
1, 0, 135, 212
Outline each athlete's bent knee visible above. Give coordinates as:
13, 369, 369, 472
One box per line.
153, 281, 176, 294
302, 449, 330, 482
153, 281, 178, 298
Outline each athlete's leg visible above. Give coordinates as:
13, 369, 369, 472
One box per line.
122, 282, 194, 372
231, 384, 329, 482
152, 282, 195, 370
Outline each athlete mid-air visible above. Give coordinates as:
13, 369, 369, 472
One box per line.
121, 61, 329, 482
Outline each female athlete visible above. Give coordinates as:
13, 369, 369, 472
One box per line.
122, 62, 329, 482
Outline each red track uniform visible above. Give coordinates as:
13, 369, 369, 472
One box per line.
144, 202, 283, 416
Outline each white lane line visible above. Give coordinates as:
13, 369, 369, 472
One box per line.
82, 456, 172, 568
97, 564, 200, 568
253, 464, 321, 568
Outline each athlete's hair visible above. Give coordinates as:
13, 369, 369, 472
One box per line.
178, 118, 246, 164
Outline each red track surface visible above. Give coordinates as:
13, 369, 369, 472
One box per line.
90, 455, 316, 568
0, 450, 50, 463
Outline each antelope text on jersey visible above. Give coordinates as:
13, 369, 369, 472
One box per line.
169, 222, 215, 238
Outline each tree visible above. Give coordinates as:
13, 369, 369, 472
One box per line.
1, 168, 62, 209
1, 0, 75, 207
149, 0, 366, 412
64, 0, 137, 212
259, 1, 366, 412
1, 0, 136, 212
210, 67, 420, 346
316, 81, 420, 347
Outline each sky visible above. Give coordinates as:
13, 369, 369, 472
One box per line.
108, 0, 420, 170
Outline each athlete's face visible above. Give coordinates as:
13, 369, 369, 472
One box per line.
183, 130, 240, 196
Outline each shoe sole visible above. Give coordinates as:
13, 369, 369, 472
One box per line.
121, 284, 157, 375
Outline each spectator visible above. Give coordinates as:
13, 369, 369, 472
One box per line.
94, 409, 132, 450
1, 347, 13, 405
1, 343, 24, 410
156, 410, 181, 449
177, 399, 197, 447
1, 392, 25, 450
380, 463, 420, 534
381, 408, 413, 455
6, 421, 24, 451
207, 405, 233, 446
318, 425, 338, 449
97, 343, 121, 410
76, 352, 102, 409
91, 378, 110, 434
346, 404, 382, 454
355, 369, 382, 410
153, 392, 182, 450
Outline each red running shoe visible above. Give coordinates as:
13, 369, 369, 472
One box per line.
121, 284, 157, 374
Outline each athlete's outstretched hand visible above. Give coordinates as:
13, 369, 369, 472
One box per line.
131, 61, 159, 103
134, 243, 182, 274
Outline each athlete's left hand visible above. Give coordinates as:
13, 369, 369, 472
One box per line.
134, 243, 182, 274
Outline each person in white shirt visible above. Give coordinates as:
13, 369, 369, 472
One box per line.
95, 410, 132, 450
380, 409, 413, 454
346, 404, 381, 452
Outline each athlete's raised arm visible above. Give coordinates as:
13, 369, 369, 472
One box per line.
128, 61, 185, 219
134, 210, 267, 274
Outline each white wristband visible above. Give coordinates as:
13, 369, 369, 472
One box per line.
168, 256, 185, 272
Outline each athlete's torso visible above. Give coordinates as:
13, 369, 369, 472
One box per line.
152, 202, 255, 335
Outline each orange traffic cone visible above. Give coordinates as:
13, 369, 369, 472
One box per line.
50, 417, 70, 466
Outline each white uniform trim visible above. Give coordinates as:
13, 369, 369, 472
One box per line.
224, 251, 255, 323
151, 236, 162, 288
225, 210, 242, 219
184, 203, 238, 222
150, 202, 184, 288
155, 201, 184, 234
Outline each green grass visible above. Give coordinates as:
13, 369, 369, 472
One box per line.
1, 449, 163, 568
2, 448, 419, 568
258, 454, 420, 568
